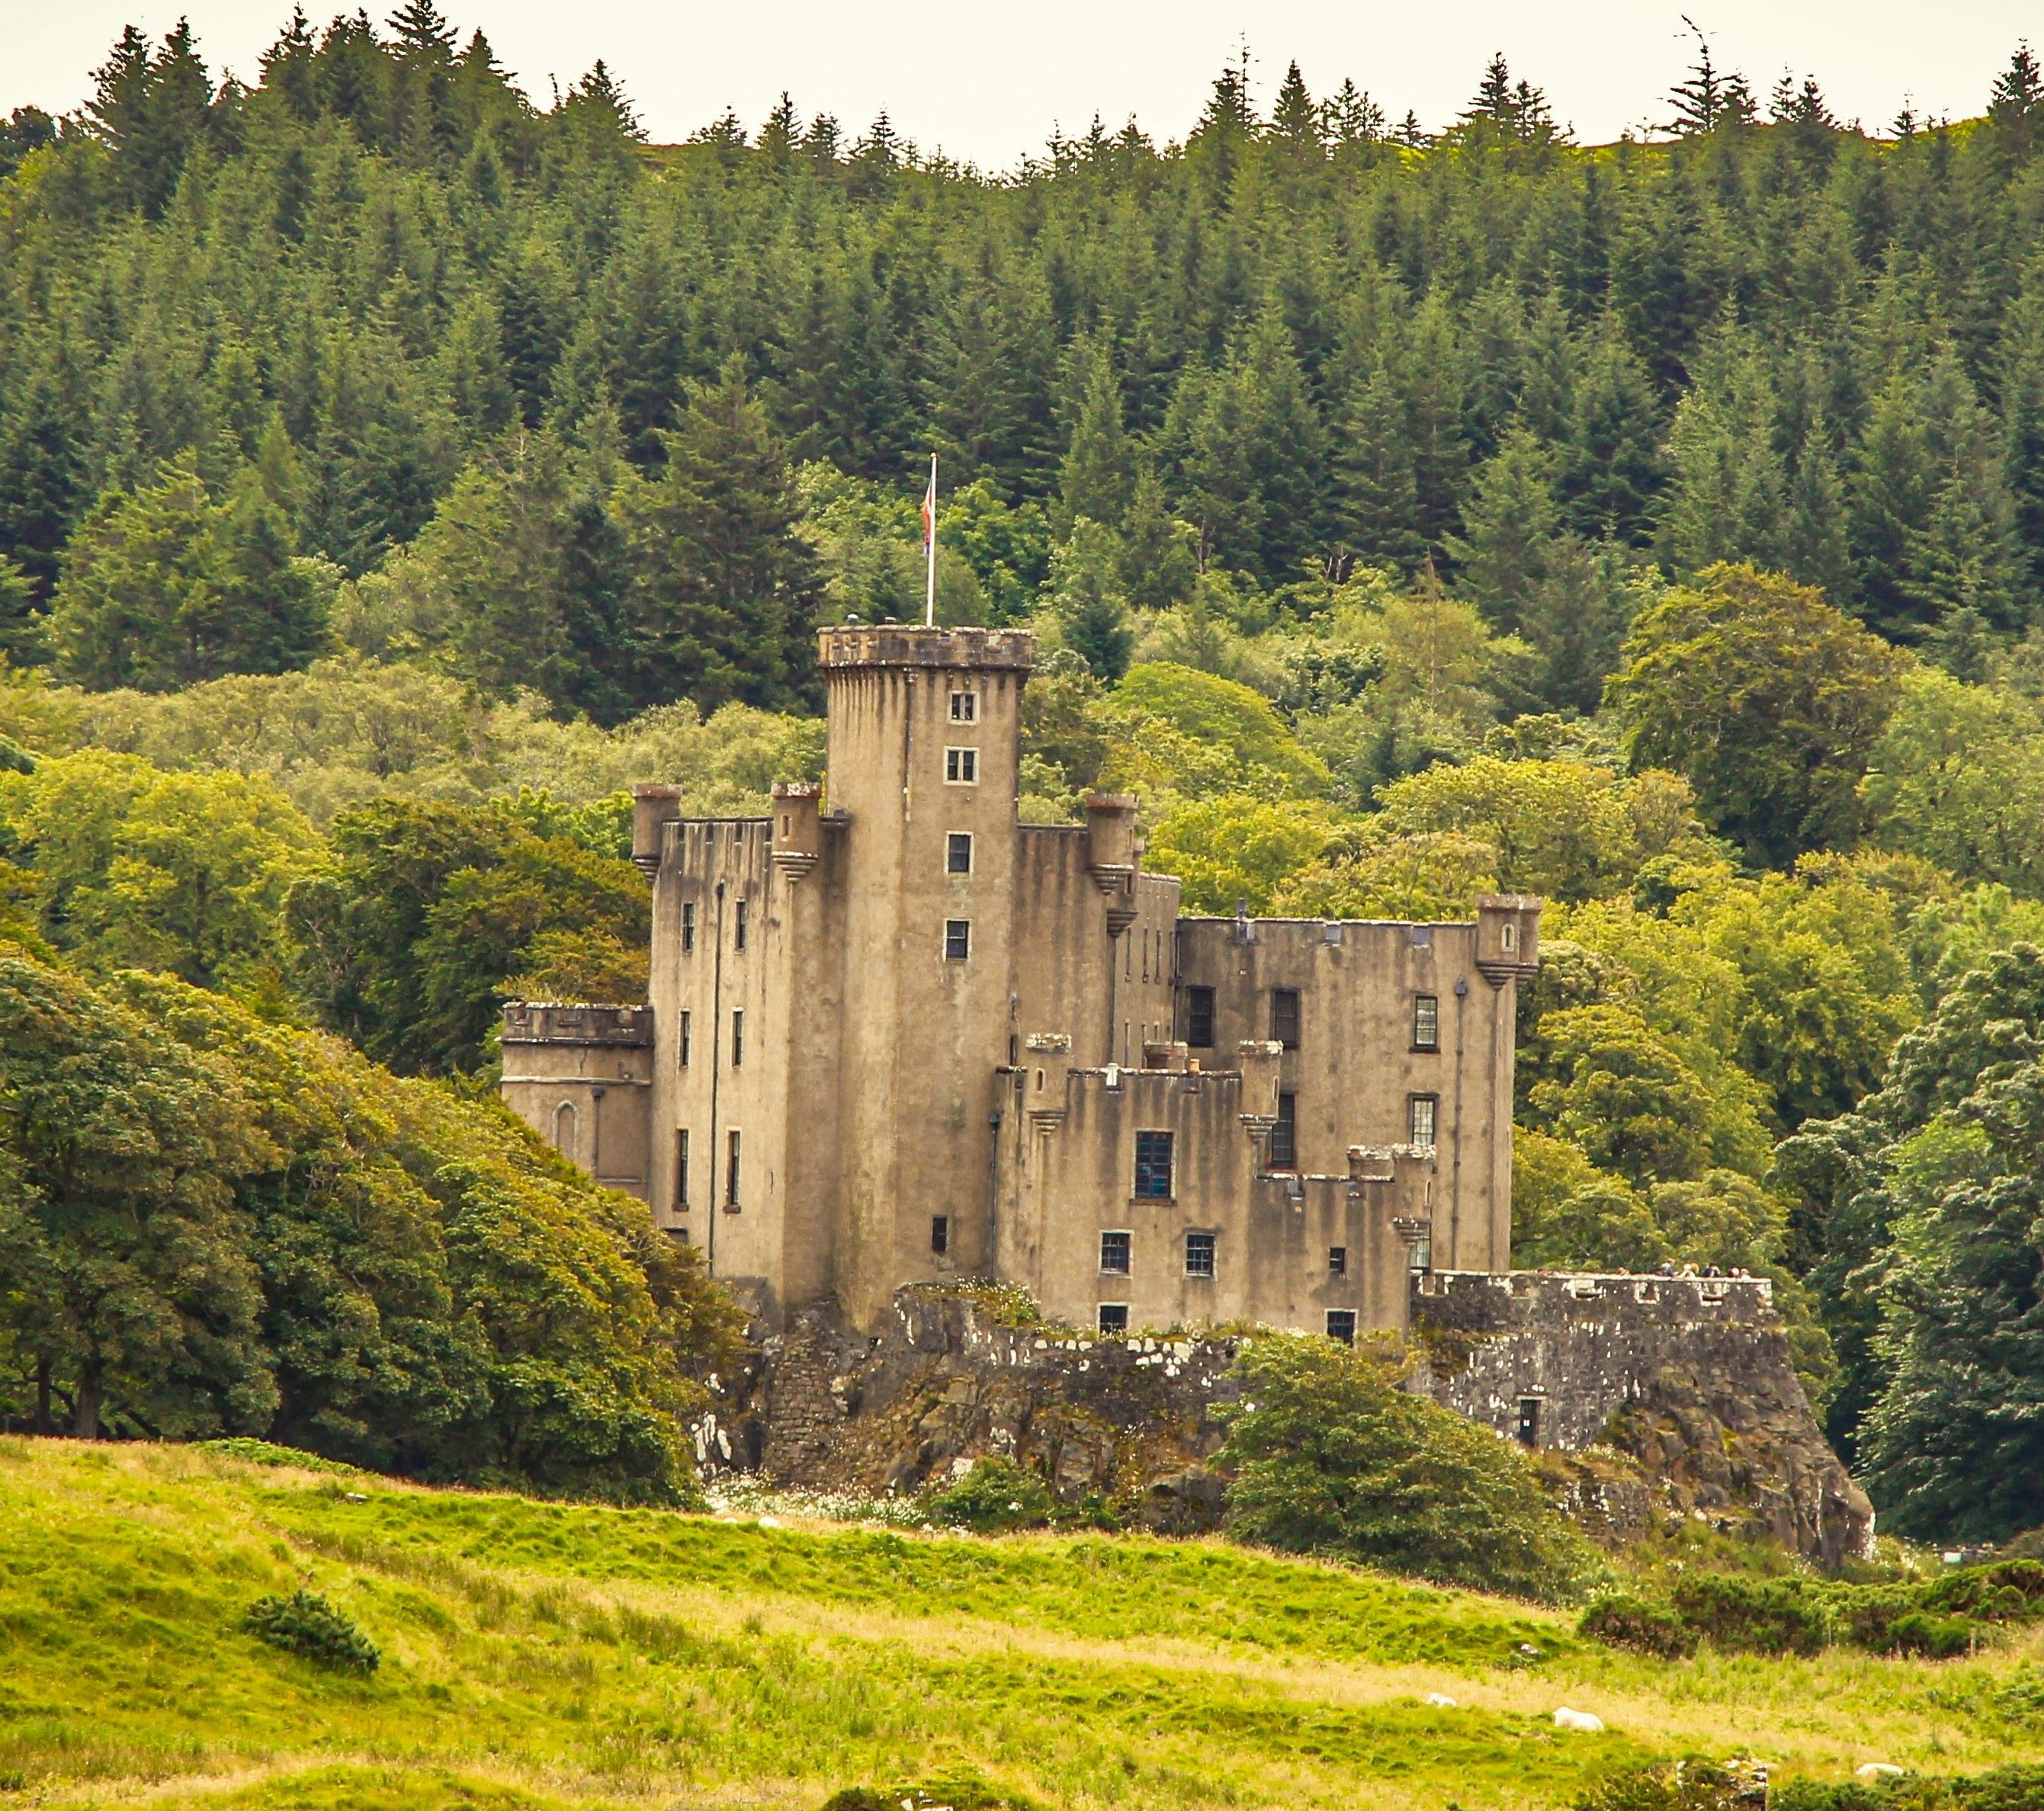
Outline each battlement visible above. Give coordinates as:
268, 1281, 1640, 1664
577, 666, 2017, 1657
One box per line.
817, 622, 1035, 672
501, 1002, 653, 1047
1413, 1267, 1776, 1323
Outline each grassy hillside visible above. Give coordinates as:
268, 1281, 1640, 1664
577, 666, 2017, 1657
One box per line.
5, 1441, 2042, 1810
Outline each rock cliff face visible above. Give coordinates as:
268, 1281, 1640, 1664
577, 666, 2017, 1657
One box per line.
703, 1287, 1243, 1530
703, 1274, 1873, 1565
1408, 1271, 1875, 1567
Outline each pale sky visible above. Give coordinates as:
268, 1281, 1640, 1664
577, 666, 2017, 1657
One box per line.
3, 1, 2036, 166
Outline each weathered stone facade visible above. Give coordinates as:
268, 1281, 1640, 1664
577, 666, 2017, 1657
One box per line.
501, 623, 1539, 1341
1409, 1271, 1874, 1563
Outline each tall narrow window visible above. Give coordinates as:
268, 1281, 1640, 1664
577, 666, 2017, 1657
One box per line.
1099, 1230, 1131, 1275
1328, 1245, 1347, 1276
1325, 1310, 1357, 1345
949, 691, 978, 723
725, 1130, 742, 1208
947, 832, 973, 874
930, 1214, 950, 1255
1409, 1094, 1438, 1148
1271, 988, 1301, 1050
731, 1009, 744, 1067
1134, 1130, 1173, 1200
681, 901, 695, 954
1413, 993, 1439, 1050
945, 747, 978, 784
1269, 1091, 1298, 1169
1186, 985, 1215, 1048
679, 1010, 691, 1069
675, 1129, 690, 1209
735, 898, 749, 950
944, 918, 971, 960
553, 1101, 578, 1160
1184, 1231, 1216, 1278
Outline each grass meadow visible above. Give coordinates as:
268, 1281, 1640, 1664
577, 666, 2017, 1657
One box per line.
3, 1438, 2042, 1810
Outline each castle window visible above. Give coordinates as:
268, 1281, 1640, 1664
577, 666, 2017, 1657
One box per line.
725, 1130, 742, 1208
1271, 988, 1301, 1050
1503, 922, 1518, 951
1325, 1310, 1357, 1345
1413, 994, 1439, 1050
735, 898, 749, 950
1408, 1094, 1438, 1148
945, 746, 978, 784
1409, 925, 1431, 948
1099, 1230, 1131, 1275
930, 1214, 949, 1255
1097, 1303, 1128, 1335
1134, 1130, 1173, 1200
731, 1009, 744, 1067
679, 1010, 691, 1069
552, 1101, 578, 1161
682, 901, 695, 954
675, 1130, 689, 1209
947, 832, 973, 874
1186, 986, 1215, 1048
1184, 1231, 1216, 1278
949, 691, 978, 723
1272, 1091, 1299, 1168
1516, 1396, 1543, 1447
945, 918, 971, 960
1328, 1245, 1347, 1275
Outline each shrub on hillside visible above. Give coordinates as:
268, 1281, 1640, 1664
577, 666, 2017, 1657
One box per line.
245, 1589, 379, 1674
927, 1457, 1053, 1533
1578, 1595, 1696, 1659
1218, 1335, 1594, 1602
822, 1777, 1049, 1811
1668, 1573, 1831, 1656
1576, 1760, 1767, 1811
1773, 1766, 2044, 1811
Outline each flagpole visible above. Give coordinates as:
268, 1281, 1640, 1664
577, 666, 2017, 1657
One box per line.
924, 453, 938, 628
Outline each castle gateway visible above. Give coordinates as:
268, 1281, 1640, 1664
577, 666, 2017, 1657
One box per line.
502, 624, 1540, 1339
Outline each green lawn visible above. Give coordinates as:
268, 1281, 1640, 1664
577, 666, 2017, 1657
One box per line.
2, 1438, 2039, 1810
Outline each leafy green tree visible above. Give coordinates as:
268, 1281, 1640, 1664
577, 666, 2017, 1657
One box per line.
0, 952, 274, 1439
286, 796, 648, 1075
1606, 563, 1908, 865
1862, 668, 2044, 894
1142, 796, 1348, 913
1523, 1002, 1716, 1188
1111, 663, 1330, 796
1221, 1335, 1593, 1601
0, 750, 324, 1000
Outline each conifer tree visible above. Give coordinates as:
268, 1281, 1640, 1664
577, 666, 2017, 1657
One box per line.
1445, 426, 1561, 633
1057, 342, 1133, 534
1334, 367, 1426, 573
619, 360, 820, 714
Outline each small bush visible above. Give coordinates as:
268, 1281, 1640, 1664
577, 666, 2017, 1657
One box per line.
1669, 1573, 1830, 1656
1885, 1610, 1975, 1659
927, 1457, 1053, 1533
201, 1438, 364, 1476
1575, 1759, 1765, 1811
245, 1589, 380, 1674
822, 1775, 1048, 1811
1922, 1559, 2044, 1620
1580, 1595, 1696, 1659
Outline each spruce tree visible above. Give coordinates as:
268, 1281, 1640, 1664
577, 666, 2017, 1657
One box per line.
619, 359, 820, 714
1334, 366, 1425, 573
1444, 426, 1561, 633
1057, 342, 1133, 534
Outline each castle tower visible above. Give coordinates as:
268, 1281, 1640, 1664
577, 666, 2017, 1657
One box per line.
819, 623, 1034, 1324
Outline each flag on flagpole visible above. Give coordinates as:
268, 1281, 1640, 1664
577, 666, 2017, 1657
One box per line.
922, 454, 938, 627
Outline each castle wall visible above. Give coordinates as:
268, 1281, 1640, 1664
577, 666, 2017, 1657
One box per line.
499, 1003, 653, 1198
1176, 912, 1528, 1273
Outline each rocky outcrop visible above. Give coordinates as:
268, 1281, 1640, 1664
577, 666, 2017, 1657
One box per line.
1409, 1271, 1874, 1567
701, 1274, 1873, 1566
701, 1286, 1242, 1530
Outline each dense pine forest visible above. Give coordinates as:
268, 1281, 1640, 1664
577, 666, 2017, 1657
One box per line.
14, 10, 2044, 1544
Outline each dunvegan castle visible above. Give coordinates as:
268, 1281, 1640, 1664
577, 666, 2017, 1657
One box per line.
501, 623, 1542, 1340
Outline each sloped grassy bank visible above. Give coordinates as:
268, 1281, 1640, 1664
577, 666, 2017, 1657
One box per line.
3, 1438, 2042, 1811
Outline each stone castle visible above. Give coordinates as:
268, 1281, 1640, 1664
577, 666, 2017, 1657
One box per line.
501, 622, 1542, 1342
